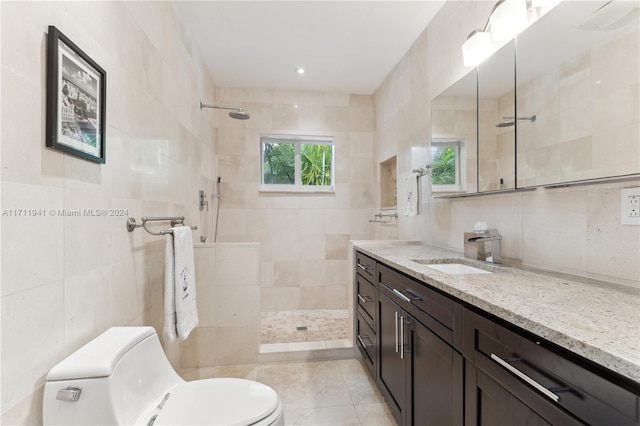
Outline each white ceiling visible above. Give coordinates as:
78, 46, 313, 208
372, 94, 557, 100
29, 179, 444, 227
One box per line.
173, 1, 446, 95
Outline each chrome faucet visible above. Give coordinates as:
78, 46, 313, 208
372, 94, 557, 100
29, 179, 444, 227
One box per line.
464, 230, 502, 264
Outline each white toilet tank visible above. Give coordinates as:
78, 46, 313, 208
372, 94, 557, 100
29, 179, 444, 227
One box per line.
43, 327, 184, 425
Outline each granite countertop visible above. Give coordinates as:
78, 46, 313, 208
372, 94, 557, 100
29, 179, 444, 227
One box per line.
352, 240, 640, 383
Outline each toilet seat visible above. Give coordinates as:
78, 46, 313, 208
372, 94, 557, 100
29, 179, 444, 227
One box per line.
153, 378, 282, 426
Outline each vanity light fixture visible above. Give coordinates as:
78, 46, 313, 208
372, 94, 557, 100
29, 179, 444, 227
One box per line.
462, 30, 494, 67
489, 0, 529, 41
531, 0, 557, 7
461, 0, 530, 67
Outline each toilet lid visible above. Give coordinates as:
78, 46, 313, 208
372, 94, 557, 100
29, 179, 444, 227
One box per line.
153, 378, 280, 426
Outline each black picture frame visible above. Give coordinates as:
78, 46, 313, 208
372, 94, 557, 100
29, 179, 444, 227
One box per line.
46, 26, 106, 164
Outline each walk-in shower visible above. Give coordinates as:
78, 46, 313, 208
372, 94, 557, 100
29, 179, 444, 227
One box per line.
260, 309, 350, 353
200, 102, 251, 120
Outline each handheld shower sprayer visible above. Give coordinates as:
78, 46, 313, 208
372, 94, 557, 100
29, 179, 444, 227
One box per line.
200, 102, 251, 120
214, 176, 221, 199
213, 177, 221, 243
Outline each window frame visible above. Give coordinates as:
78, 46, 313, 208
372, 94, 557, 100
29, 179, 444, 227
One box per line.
431, 138, 463, 192
260, 134, 335, 193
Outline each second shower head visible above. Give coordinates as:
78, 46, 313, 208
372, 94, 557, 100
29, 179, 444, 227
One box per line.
200, 102, 250, 120
495, 115, 536, 128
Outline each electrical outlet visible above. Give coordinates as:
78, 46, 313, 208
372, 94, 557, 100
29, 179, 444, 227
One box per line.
630, 196, 640, 217
621, 188, 640, 225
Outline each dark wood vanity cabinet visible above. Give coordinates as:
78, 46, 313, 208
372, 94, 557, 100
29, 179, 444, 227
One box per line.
353, 249, 640, 426
378, 289, 464, 426
463, 308, 640, 426
355, 252, 378, 377
377, 263, 464, 426
465, 361, 580, 426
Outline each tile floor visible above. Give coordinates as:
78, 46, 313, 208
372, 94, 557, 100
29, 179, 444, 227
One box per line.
180, 358, 398, 426
260, 309, 351, 353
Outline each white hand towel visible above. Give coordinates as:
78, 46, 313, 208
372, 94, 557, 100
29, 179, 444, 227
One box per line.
163, 226, 199, 342
163, 233, 178, 343
403, 173, 419, 217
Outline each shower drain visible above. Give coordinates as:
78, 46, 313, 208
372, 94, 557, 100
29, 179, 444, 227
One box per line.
296, 326, 308, 331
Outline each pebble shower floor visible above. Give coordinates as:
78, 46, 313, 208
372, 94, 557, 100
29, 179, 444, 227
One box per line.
260, 309, 349, 344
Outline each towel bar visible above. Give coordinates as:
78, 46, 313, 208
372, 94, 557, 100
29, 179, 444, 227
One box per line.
126, 216, 198, 236
369, 212, 398, 223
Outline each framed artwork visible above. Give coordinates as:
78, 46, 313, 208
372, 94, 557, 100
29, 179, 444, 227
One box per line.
46, 26, 106, 163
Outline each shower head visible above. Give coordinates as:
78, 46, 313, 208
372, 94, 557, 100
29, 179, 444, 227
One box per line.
495, 115, 536, 128
496, 118, 515, 128
200, 102, 251, 120
228, 110, 251, 120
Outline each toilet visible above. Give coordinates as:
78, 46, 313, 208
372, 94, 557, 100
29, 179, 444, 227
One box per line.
43, 327, 284, 425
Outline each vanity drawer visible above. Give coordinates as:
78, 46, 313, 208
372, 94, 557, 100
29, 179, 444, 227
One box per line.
356, 310, 376, 376
355, 251, 376, 282
378, 263, 458, 345
356, 273, 376, 325
463, 308, 640, 426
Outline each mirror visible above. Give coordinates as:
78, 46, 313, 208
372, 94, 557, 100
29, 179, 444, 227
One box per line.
478, 40, 516, 191
516, 0, 640, 187
430, 39, 517, 196
430, 70, 478, 195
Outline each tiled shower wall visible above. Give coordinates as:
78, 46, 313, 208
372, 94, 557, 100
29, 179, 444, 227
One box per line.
0, 2, 217, 423
213, 88, 378, 312
375, 1, 640, 287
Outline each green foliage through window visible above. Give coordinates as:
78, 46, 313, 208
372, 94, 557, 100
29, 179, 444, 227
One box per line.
263, 143, 295, 184
431, 145, 457, 185
261, 136, 334, 189
301, 144, 332, 185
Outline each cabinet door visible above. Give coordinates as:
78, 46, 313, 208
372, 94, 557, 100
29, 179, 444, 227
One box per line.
465, 361, 583, 426
411, 319, 464, 426
378, 292, 406, 421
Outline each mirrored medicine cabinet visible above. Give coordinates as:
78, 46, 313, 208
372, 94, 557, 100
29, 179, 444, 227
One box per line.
430, 0, 640, 198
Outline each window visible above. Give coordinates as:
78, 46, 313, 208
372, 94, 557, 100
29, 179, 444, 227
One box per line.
261, 135, 334, 192
431, 139, 462, 192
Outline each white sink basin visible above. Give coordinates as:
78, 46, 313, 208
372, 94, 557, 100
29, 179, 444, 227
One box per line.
423, 263, 492, 275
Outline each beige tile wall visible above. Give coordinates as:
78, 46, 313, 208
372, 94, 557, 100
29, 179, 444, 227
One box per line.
374, 0, 640, 288
212, 88, 378, 312
0, 1, 217, 423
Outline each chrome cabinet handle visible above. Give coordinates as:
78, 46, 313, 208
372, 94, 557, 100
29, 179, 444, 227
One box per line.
404, 288, 423, 301
357, 294, 372, 304
491, 353, 560, 403
358, 334, 371, 349
357, 263, 372, 271
400, 316, 405, 360
392, 289, 412, 303
395, 311, 399, 353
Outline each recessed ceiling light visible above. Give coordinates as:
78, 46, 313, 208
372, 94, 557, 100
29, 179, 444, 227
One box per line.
297, 67, 305, 75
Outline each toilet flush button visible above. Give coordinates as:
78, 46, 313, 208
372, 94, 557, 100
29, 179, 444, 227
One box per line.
56, 386, 82, 402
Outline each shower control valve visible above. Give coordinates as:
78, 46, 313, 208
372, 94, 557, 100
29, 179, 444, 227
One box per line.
199, 190, 209, 211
